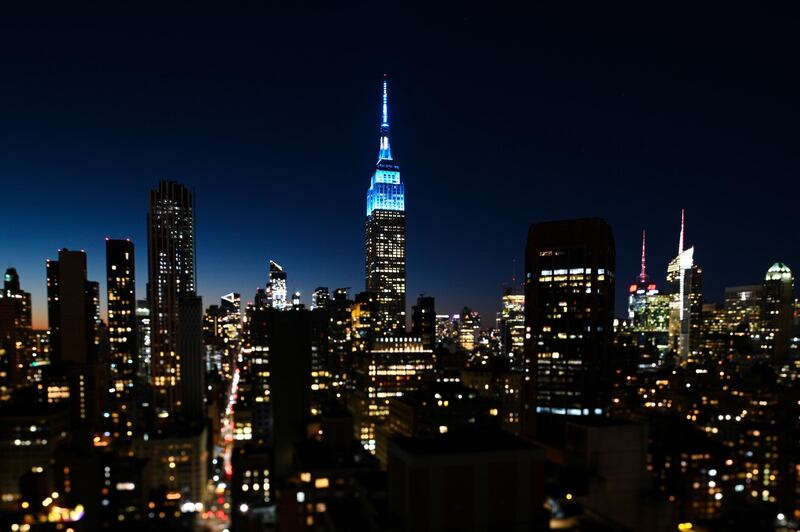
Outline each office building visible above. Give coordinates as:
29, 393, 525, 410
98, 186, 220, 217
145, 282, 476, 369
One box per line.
499, 290, 525, 361
147, 180, 196, 416
522, 218, 615, 438
46, 249, 103, 428
105, 239, 137, 412
350, 337, 434, 453
266, 260, 288, 310
458, 307, 480, 352
365, 75, 406, 334
666, 210, 703, 360
312, 286, 330, 310
411, 295, 436, 350
762, 262, 794, 361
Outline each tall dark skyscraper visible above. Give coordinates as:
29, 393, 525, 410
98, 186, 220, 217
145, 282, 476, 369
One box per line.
47, 249, 98, 365
762, 262, 794, 361
365, 75, 406, 334
46, 249, 103, 427
147, 181, 197, 415
522, 219, 615, 439
105, 238, 137, 409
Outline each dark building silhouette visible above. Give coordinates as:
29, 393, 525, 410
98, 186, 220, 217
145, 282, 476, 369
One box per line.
178, 294, 204, 420
411, 295, 436, 350
46, 249, 104, 429
522, 218, 615, 440
147, 180, 196, 416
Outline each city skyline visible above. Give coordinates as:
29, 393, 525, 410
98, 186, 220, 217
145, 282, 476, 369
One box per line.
2, 3, 800, 329
2, 5, 800, 531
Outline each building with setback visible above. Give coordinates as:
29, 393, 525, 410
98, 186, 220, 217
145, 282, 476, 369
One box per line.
365, 75, 406, 334
522, 218, 615, 440
666, 210, 703, 360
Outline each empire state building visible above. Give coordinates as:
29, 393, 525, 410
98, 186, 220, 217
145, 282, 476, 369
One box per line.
365, 75, 406, 333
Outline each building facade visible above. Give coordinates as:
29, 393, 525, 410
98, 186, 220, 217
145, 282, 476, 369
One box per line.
147, 181, 197, 416
522, 218, 615, 438
365, 75, 406, 334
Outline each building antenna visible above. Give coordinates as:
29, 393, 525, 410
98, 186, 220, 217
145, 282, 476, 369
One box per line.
678, 208, 685, 254
639, 229, 647, 282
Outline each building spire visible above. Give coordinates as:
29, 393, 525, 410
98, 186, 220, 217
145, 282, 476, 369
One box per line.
639, 229, 647, 282
378, 74, 393, 162
678, 208, 685, 254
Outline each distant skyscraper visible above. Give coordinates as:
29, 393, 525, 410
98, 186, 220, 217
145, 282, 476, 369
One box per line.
458, 307, 481, 352
147, 181, 196, 415
411, 295, 436, 350
135, 300, 151, 382
499, 290, 525, 361
2, 267, 32, 330
311, 287, 330, 310
365, 75, 406, 334
266, 260, 288, 311
762, 262, 794, 361
105, 239, 137, 407
0, 268, 33, 395
666, 210, 703, 360
522, 218, 615, 437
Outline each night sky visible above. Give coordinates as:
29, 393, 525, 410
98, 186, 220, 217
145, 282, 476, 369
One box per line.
2, 3, 799, 328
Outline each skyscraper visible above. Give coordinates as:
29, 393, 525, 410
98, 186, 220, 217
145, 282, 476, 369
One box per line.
411, 295, 436, 350
266, 260, 288, 311
666, 210, 703, 360
311, 287, 330, 310
365, 75, 406, 334
46, 249, 103, 427
522, 218, 615, 438
499, 289, 525, 361
0, 268, 32, 396
762, 262, 794, 361
105, 239, 137, 408
147, 181, 196, 416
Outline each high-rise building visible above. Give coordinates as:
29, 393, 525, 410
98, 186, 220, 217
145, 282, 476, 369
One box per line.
522, 218, 615, 438
311, 287, 330, 310
628, 230, 654, 320
458, 307, 480, 352
411, 295, 436, 350
135, 300, 151, 382
265, 260, 288, 310
762, 262, 794, 361
147, 181, 197, 416
0, 268, 33, 396
46, 249, 104, 427
1, 267, 32, 329
365, 75, 406, 334
666, 210, 703, 360
723, 285, 762, 356
627, 231, 669, 366
350, 336, 434, 453
499, 290, 525, 361
434, 314, 459, 347
105, 239, 137, 409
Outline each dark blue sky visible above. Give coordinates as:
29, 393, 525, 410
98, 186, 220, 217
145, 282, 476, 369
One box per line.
1, 3, 799, 328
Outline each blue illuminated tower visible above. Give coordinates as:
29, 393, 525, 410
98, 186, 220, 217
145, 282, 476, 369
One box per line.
365, 75, 406, 334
